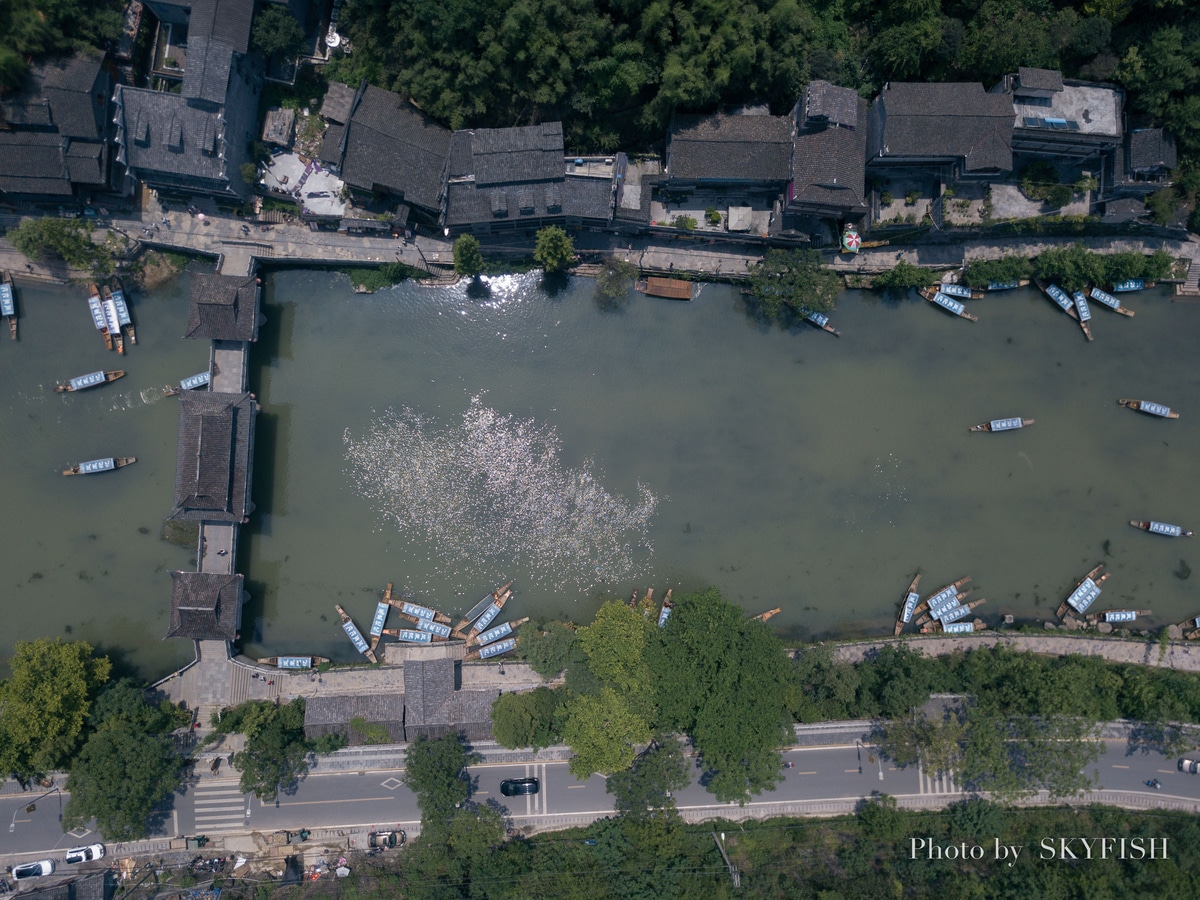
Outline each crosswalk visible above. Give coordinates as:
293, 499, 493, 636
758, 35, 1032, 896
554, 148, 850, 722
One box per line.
918, 765, 957, 795
191, 781, 249, 832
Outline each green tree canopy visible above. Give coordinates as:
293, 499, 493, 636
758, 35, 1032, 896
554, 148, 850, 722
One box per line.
872, 260, 935, 295
534, 226, 575, 273
524, 620, 578, 679
0, 638, 110, 779
491, 686, 566, 750
562, 687, 650, 778
252, 5, 306, 59
404, 731, 480, 829
228, 699, 312, 801
747, 248, 840, 322
577, 600, 656, 715
6, 218, 113, 276
606, 734, 690, 822
0, 3, 121, 95
452, 234, 485, 278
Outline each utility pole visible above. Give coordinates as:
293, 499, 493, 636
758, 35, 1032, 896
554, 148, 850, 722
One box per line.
712, 831, 741, 889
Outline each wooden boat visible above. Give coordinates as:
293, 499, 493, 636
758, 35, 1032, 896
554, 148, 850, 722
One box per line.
1085, 609, 1151, 625
384, 596, 451, 624
894, 573, 921, 636
110, 280, 136, 345
635, 276, 693, 300
1070, 291, 1094, 342
54, 370, 125, 393
1130, 520, 1193, 537
464, 636, 519, 661
1111, 279, 1154, 292
911, 576, 972, 619
452, 581, 513, 634
86, 284, 113, 350
970, 417, 1033, 433
804, 310, 841, 336
750, 607, 781, 622
628, 588, 640, 609
461, 589, 511, 640
257, 656, 330, 669
985, 279, 1029, 291
164, 371, 211, 397
1033, 279, 1081, 321
936, 598, 986, 626
101, 285, 125, 354
938, 282, 984, 301
1119, 399, 1179, 419
335, 604, 377, 663
468, 616, 530, 647
940, 619, 987, 635
1, 270, 16, 339
918, 287, 978, 321
1055, 564, 1106, 619
1088, 287, 1135, 317
914, 591, 974, 627
657, 588, 674, 628
383, 627, 433, 644
62, 456, 136, 476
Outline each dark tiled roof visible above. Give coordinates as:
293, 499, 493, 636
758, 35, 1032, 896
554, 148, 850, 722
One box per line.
802, 81, 859, 129
318, 122, 344, 164
1017, 67, 1063, 93
320, 81, 356, 124
447, 130, 474, 179
116, 87, 227, 183
188, 0, 254, 55
170, 391, 257, 522
791, 97, 868, 214
468, 123, 564, 186
1128, 128, 1177, 172
182, 36, 234, 104
869, 83, 1013, 172
668, 112, 794, 182
403, 659, 496, 742
304, 695, 406, 743
1, 53, 107, 140
64, 140, 108, 185
167, 571, 243, 640
18, 871, 110, 900
0, 99, 53, 127
1103, 197, 1146, 222
185, 272, 260, 341
0, 132, 72, 196
445, 174, 612, 227
340, 85, 451, 212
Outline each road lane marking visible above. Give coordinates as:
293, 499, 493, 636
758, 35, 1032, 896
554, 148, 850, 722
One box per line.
844, 768, 858, 773
1111, 765, 1130, 769
271, 796, 396, 806
797, 771, 817, 775
567, 785, 586, 789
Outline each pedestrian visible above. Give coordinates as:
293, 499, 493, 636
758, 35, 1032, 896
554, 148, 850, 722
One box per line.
163, 216, 169, 225
217, 548, 227, 556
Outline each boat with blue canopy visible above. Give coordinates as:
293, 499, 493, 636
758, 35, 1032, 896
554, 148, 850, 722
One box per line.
1, 270, 16, 339
986, 280, 1029, 291
258, 656, 330, 668
102, 285, 124, 354
1057, 565, 1109, 618
1035, 280, 1081, 321
970, 417, 1033, 433
335, 604, 377, 662
1111, 279, 1153, 292
918, 287, 979, 321
165, 371, 212, 396
369, 601, 390, 637
55, 370, 125, 393
471, 617, 529, 647
943, 621, 977, 634
415, 618, 453, 638
461, 589, 511, 638
388, 629, 433, 644
452, 581, 514, 634
1119, 399, 1178, 419
939, 283, 983, 300
110, 282, 136, 344
1102, 610, 1140, 623
804, 310, 841, 336
467, 637, 517, 660
912, 576, 971, 619
895, 574, 921, 635
1088, 286, 1135, 317
62, 456, 136, 476
86, 284, 113, 350
1071, 291, 1094, 341
1130, 520, 1193, 537
658, 589, 675, 628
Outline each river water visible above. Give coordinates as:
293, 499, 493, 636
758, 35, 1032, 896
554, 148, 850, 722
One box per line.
2, 267, 1198, 676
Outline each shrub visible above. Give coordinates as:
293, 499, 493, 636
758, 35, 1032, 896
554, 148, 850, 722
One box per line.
1044, 183, 1075, 209
672, 215, 697, 231
881, 191, 894, 206
905, 190, 920, 205
704, 207, 721, 225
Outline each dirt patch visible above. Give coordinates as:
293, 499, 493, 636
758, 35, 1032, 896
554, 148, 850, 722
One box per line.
135, 250, 186, 290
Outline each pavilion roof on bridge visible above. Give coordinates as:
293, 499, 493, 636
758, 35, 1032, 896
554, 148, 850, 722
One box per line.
167, 571, 244, 641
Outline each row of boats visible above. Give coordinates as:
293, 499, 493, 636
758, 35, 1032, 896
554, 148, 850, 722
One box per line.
332, 582, 525, 663
1, 271, 17, 339
917, 276, 1151, 330
86, 281, 137, 353
966, 398, 1181, 433
641, 587, 779, 629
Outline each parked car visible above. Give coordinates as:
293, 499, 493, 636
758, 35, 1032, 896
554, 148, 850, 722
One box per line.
368, 830, 405, 849
500, 777, 539, 796
12, 859, 55, 880
1179, 758, 1199, 774
65, 843, 105, 864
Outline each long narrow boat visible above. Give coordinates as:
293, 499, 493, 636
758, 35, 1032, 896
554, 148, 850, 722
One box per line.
936, 598, 986, 625
1055, 564, 1107, 619
918, 287, 978, 321
414, 618, 453, 639
894, 573, 922, 636
985, 279, 1030, 291
335, 604, 377, 663
384, 596, 452, 625
1130, 520, 1193, 537
257, 656, 330, 669
970, 417, 1033, 433
910, 576, 972, 619
164, 371, 212, 396
1071, 291, 1094, 342
1088, 286, 1135, 317
464, 636, 519, 661
657, 588, 674, 628
86, 284, 113, 350
54, 370, 125, 393
101, 285, 125, 355
942, 619, 986, 634
452, 581, 514, 634
1085, 608, 1151, 625
62, 456, 136, 476
1111, 279, 1154, 292
938, 282, 984, 300
469, 617, 530, 647
110, 280, 136, 345
1034, 279, 1081, 321
916, 590, 973, 626
383, 627, 433, 644
461, 589, 511, 640
368, 597, 391, 654
750, 607, 781, 622
1119, 399, 1179, 419
804, 310, 841, 336
1, 270, 16, 339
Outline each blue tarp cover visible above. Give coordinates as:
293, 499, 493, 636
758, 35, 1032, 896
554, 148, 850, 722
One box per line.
988, 281, 1019, 291
70, 371, 107, 390
658, 605, 672, 627
1141, 402, 1172, 417
475, 621, 514, 645
474, 602, 502, 632
395, 629, 433, 643
79, 457, 115, 473
1089, 287, 1118, 308
180, 372, 211, 390
111, 290, 132, 325
87, 292, 106, 330
932, 292, 965, 315
1045, 284, 1072, 310
941, 283, 972, 298
1072, 292, 1092, 321
1149, 521, 1183, 536
416, 618, 452, 637
342, 619, 369, 652
989, 417, 1023, 431
1112, 280, 1144, 292
370, 601, 389, 637
901, 592, 920, 622
479, 638, 517, 659
806, 312, 829, 327
1105, 610, 1137, 622
277, 656, 313, 669
0, 283, 13, 317
401, 601, 436, 619
944, 622, 975, 633
940, 604, 971, 623
1066, 578, 1100, 613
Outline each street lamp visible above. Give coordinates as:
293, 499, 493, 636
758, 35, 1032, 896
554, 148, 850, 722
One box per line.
9, 785, 60, 832
868, 752, 884, 781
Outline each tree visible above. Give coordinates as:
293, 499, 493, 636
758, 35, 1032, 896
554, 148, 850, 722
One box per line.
404, 731, 479, 828
872, 260, 935, 295
491, 686, 565, 750
747, 249, 840, 322
0, 638, 110, 779
252, 5, 305, 59
577, 600, 655, 713
452, 234, 485, 279
6, 218, 112, 276
534, 226, 575, 273
594, 258, 638, 304
561, 687, 650, 778
606, 734, 690, 822
524, 621, 577, 679
229, 699, 311, 801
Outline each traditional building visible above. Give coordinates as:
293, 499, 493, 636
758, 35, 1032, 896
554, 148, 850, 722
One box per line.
994, 68, 1123, 161
666, 110, 795, 191
1112, 127, 1178, 197
788, 80, 869, 236
170, 391, 258, 524
167, 571, 245, 640
303, 695, 406, 743
185, 272, 262, 341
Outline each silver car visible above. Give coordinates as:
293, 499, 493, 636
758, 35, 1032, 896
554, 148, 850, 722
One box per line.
65, 843, 105, 864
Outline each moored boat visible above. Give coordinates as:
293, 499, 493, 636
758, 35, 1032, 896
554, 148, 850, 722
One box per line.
750, 607, 781, 622
894, 573, 921, 635
985, 279, 1029, 291
1088, 286, 1135, 317
414, 618, 454, 639
452, 581, 513, 634
1119, 399, 1178, 419
385, 596, 452, 624
918, 287, 978, 321
1086, 609, 1151, 625
110, 280, 136, 345
970, 417, 1033, 432
164, 371, 212, 396
101, 285, 125, 354
1, 270, 16, 339
937, 598, 986, 624
911, 576, 972, 619
657, 588, 674, 628
368, 599, 391, 653
1071, 291, 1094, 341
942, 619, 986, 634
1130, 520, 1193, 537
1111, 279, 1154, 292
469, 616, 530, 647
635, 276, 694, 300
257, 656, 330, 669
54, 370, 125, 393
86, 284, 113, 350
465, 636, 519, 660
462, 589, 511, 640
1055, 564, 1107, 619
938, 282, 984, 300
804, 310, 841, 336
1034, 279, 1081, 321
335, 604, 377, 662
62, 456, 136, 476
383, 628, 433, 644
915, 590, 973, 627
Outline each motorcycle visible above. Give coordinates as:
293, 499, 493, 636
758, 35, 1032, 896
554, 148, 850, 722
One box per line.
782, 761, 795, 769
1145, 779, 1162, 790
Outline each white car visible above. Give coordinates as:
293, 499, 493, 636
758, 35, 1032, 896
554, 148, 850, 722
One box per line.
65, 843, 105, 864
12, 859, 55, 880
